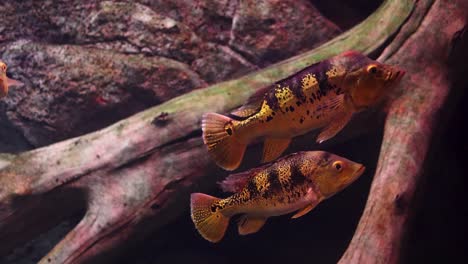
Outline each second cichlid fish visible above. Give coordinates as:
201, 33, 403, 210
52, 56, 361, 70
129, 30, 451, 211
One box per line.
202, 51, 404, 170
0, 60, 23, 98
190, 151, 365, 243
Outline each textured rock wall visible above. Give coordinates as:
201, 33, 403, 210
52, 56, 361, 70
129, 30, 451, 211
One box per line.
0, 0, 340, 150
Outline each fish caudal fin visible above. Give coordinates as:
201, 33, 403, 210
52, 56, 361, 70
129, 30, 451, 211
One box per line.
261, 137, 291, 163
202, 113, 246, 171
190, 193, 230, 243
238, 215, 267, 235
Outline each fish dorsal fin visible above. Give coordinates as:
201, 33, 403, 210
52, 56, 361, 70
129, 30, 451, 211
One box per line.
237, 215, 267, 235
230, 85, 270, 118
218, 162, 272, 193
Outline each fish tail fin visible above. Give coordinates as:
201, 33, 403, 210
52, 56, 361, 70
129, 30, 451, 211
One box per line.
202, 113, 246, 171
190, 193, 230, 243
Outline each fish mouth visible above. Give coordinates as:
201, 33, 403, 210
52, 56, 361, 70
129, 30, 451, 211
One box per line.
355, 165, 366, 176
386, 67, 405, 84
393, 69, 405, 81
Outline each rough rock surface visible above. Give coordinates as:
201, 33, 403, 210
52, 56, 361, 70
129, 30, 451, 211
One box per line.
0, 0, 339, 151
1, 41, 206, 147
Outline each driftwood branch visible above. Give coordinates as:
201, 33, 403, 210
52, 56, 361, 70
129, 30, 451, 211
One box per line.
339, 1, 468, 263
0, 0, 466, 263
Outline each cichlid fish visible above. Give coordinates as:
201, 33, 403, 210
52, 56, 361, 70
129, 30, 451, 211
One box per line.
190, 151, 365, 243
0, 60, 23, 98
202, 51, 404, 170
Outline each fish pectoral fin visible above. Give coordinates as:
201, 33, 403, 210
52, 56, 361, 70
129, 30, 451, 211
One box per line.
238, 215, 267, 235
291, 203, 318, 219
316, 110, 352, 144
262, 137, 292, 163
6, 77, 24, 87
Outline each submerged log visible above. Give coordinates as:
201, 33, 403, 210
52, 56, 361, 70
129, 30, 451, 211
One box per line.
339, 1, 468, 263
0, 0, 466, 263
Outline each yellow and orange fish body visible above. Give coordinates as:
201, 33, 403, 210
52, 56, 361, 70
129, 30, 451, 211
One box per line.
190, 150, 365, 243
0, 60, 23, 98
202, 51, 404, 170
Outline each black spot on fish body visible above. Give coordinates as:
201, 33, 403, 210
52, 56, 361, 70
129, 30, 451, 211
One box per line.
299, 118, 304, 124
269, 170, 282, 191
315, 61, 334, 95
321, 152, 331, 163
247, 180, 260, 198
289, 75, 307, 102
290, 164, 306, 186
266, 116, 273, 122
263, 170, 282, 199
306, 110, 310, 115
296, 101, 302, 106
265, 89, 280, 111
289, 106, 295, 112
210, 203, 223, 212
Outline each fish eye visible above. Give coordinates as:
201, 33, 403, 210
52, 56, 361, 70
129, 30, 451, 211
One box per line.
0, 65, 6, 71
333, 161, 343, 172
367, 65, 378, 74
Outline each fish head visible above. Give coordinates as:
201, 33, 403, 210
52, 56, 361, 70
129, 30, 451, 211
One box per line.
0, 61, 7, 97
338, 51, 405, 110
310, 151, 365, 198
0, 61, 6, 75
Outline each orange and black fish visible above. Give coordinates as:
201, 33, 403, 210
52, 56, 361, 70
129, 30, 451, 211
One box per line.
190, 151, 365, 243
202, 51, 404, 170
0, 60, 23, 98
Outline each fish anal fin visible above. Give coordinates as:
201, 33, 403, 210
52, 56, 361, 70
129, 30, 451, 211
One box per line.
262, 137, 291, 163
291, 203, 318, 219
316, 110, 352, 144
238, 215, 267, 235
